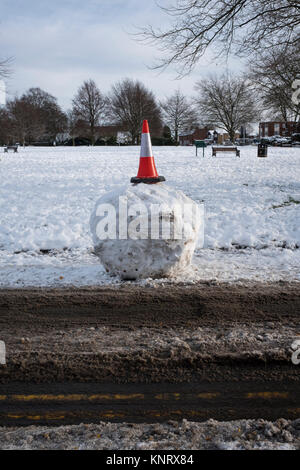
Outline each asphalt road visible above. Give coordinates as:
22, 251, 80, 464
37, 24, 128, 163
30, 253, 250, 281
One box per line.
0, 282, 299, 425
0, 382, 299, 426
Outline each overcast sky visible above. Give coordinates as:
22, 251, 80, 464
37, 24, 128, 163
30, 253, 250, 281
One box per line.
1, 0, 244, 110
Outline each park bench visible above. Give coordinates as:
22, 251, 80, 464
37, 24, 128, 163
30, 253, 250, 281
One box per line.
4, 145, 18, 153
212, 146, 240, 157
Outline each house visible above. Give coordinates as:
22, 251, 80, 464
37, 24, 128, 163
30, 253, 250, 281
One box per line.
179, 127, 211, 146
259, 121, 299, 137
179, 127, 242, 145
216, 130, 240, 144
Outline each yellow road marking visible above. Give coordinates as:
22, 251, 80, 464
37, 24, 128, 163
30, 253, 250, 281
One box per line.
6, 413, 66, 420
155, 393, 182, 400
1, 405, 299, 421
155, 392, 219, 400
10, 393, 145, 402
113, 394, 144, 400
100, 411, 126, 419
246, 392, 289, 399
0, 391, 293, 404
3, 411, 127, 420
12, 394, 86, 402
287, 408, 300, 414
197, 393, 220, 399
87, 394, 112, 400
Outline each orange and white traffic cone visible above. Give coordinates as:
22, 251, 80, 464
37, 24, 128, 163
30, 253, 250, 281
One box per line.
131, 120, 165, 184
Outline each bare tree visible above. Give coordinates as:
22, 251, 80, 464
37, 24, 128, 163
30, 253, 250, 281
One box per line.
0, 108, 13, 145
25, 88, 67, 140
109, 78, 162, 144
138, 0, 300, 75
7, 97, 45, 145
160, 90, 198, 143
72, 80, 107, 145
248, 45, 300, 123
6, 88, 67, 145
66, 110, 91, 146
67, 109, 79, 146
195, 74, 260, 142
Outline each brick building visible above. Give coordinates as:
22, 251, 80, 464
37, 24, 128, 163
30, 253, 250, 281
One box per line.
179, 127, 211, 145
259, 121, 299, 137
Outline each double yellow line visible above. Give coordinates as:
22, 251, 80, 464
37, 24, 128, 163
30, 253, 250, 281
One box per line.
0, 393, 145, 402
0, 391, 291, 402
0, 391, 297, 422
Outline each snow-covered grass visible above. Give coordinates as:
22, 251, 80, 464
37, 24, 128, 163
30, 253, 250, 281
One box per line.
0, 145, 299, 286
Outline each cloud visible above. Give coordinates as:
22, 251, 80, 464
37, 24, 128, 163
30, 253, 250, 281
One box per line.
1, 0, 245, 109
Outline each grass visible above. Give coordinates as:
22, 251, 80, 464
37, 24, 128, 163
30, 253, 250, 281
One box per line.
272, 196, 300, 209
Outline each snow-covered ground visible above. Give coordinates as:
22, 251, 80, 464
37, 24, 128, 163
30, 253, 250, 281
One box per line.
0, 145, 299, 287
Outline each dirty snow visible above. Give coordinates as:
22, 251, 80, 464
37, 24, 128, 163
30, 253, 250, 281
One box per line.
0, 418, 299, 450
6, 323, 298, 359
0, 145, 299, 286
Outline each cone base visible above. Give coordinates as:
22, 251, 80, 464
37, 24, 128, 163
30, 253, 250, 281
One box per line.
131, 176, 166, 184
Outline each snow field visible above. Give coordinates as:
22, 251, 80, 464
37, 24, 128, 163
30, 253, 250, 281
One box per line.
0, 144, 299, 286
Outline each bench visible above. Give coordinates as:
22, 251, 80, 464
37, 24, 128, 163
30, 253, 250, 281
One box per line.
212, 146, 240, 157
4, 146, 18, 153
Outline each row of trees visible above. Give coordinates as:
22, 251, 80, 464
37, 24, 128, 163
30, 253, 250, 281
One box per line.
0, 78, 199, 146
70, 79, 200, 145
0, 44, 299, 146
70, 78, 167, 145
0, 88, 67, 146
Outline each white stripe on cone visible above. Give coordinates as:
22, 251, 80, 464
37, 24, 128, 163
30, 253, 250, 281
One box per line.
140, 131, 153, 158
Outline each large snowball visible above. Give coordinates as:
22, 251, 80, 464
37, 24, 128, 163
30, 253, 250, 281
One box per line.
90, 183, 203, 280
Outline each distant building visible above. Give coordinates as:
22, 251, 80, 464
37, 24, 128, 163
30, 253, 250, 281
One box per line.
216, 130, 240, 144
259, 121, 299, 137
179, 127, 243, 145
179, 127, 211, 146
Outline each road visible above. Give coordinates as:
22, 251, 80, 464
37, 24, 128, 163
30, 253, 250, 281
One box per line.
0, 382, 299, 426
0, 282, 299, 425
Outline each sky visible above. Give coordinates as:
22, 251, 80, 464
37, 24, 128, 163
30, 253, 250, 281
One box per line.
0, 0, 245, 110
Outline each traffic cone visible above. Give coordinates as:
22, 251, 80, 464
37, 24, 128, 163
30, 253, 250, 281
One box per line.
131, 120, 165, 184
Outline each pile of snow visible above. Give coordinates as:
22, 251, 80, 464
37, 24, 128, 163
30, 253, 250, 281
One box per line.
90, 183, 203, 279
